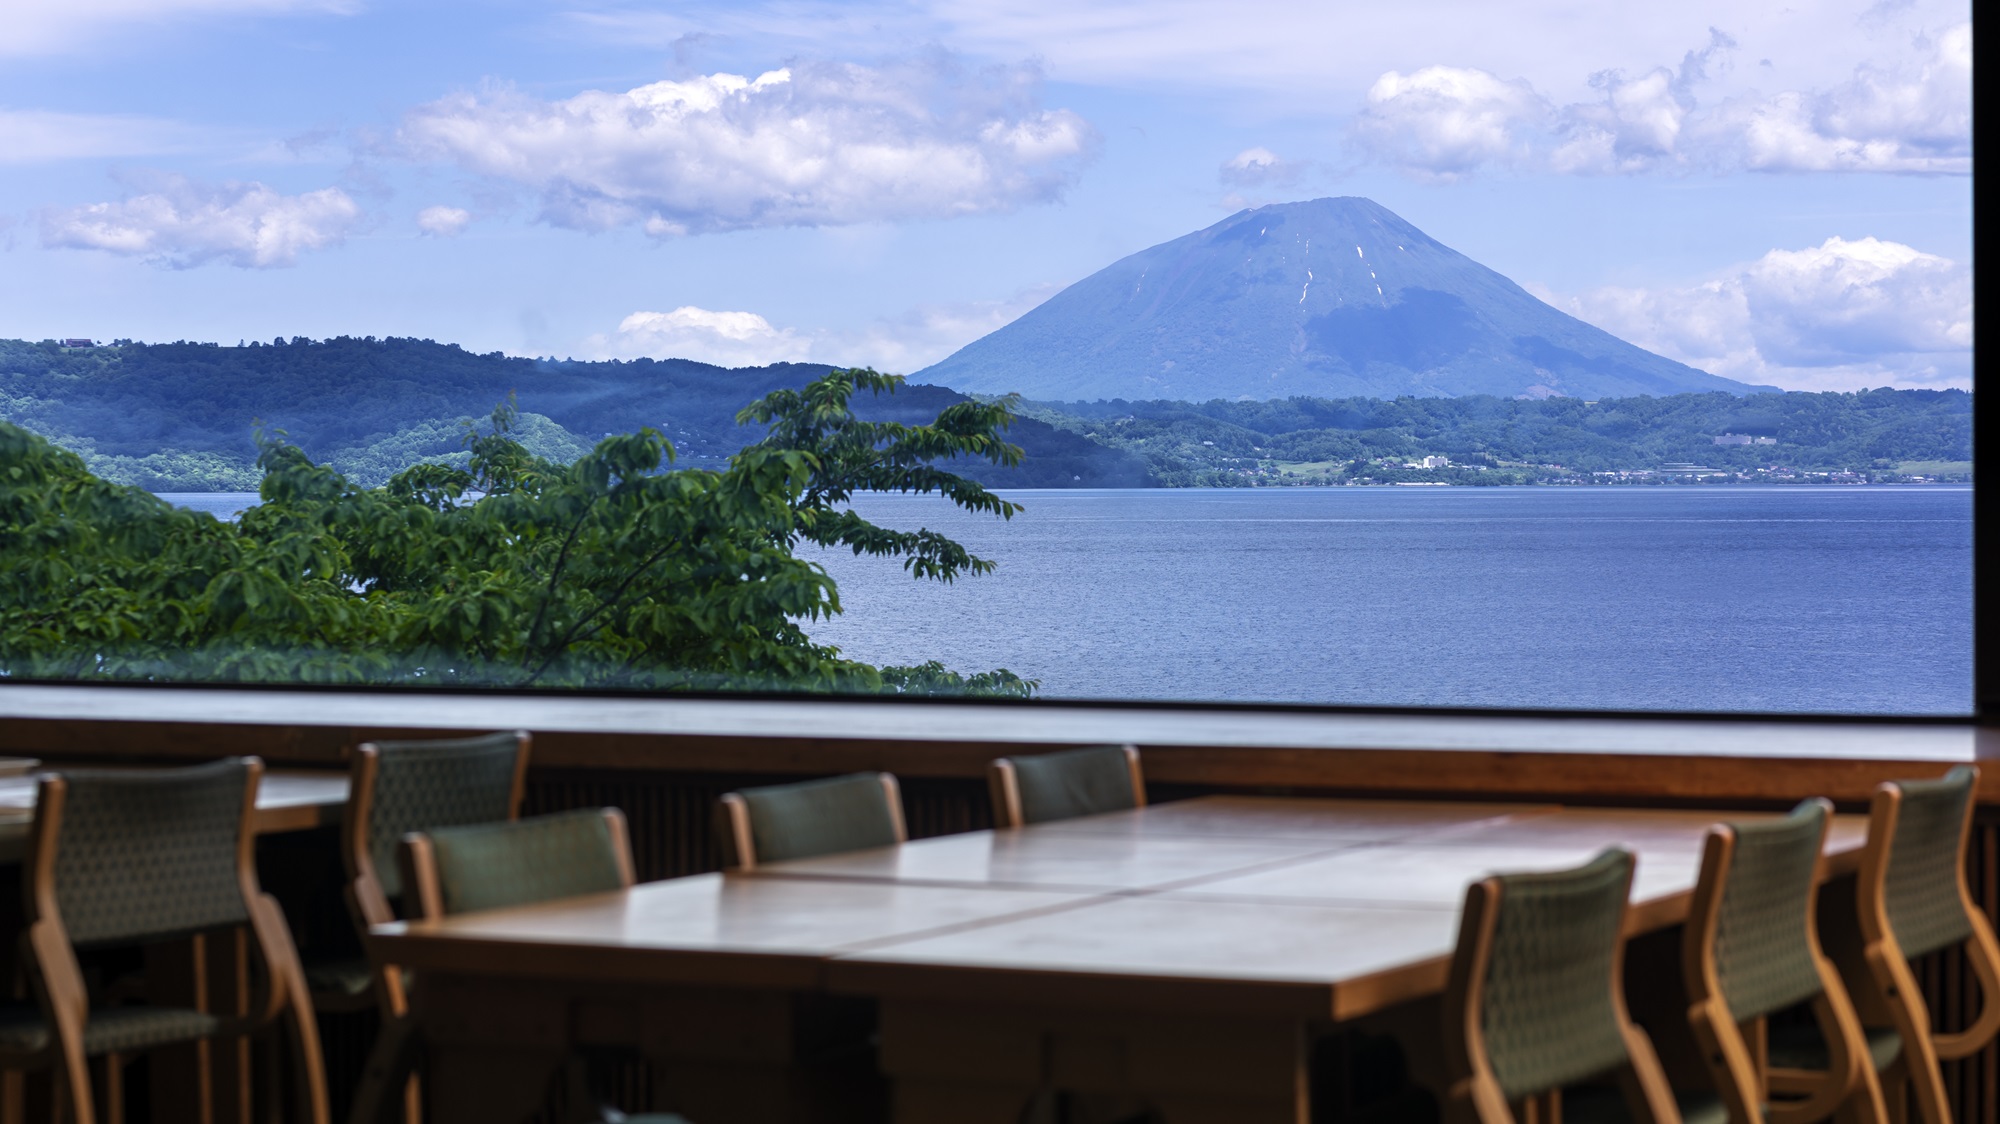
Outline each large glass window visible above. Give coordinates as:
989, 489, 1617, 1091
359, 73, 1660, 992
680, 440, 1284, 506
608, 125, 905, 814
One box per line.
0, 1, 1973, 714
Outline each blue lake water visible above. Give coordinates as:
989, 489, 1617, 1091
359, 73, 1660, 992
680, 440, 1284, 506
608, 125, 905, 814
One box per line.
156, 487, 1974, 714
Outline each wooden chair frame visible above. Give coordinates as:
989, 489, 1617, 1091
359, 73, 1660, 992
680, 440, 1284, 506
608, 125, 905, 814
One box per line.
4, 760, 329, 1124
716, 773, 905, 871
1810, 770, 2000, 1124
1440, 866, 1679, 1124
1681, 800, 1889, 1124
986, 745, 1145, 829
337, 731, 532, 1015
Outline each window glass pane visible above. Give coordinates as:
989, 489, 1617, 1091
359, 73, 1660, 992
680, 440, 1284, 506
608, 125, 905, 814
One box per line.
0, 3, 1972, 713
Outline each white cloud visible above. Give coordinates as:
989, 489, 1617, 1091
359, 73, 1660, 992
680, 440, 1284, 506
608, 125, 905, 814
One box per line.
0, 109, 220, 163
1349, 67, 1548, 181
1550, 30, 1731, 174
1550, 236, 1971, 391
591, 307, 815, 368
586, 285, 1058, 373
416, 205, 471, 237
40, 176, 362, 268
1698, 23, 1970, 173
397, 56, 1098, 236
1354, 22, 1968, 178
1218, 147, 1304, 187
3, 0, 350, 56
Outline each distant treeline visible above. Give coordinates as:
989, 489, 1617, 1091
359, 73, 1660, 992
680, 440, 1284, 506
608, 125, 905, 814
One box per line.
0, 337, 1969, 490
0, 337, 1147, 490
1023, 388, 1972, 485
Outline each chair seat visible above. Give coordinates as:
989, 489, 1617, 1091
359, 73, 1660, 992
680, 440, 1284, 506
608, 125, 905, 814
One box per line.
1564, 1085, 1729, 1124
0, 1003, 223, 1057
1768, 1020, 1903, 1073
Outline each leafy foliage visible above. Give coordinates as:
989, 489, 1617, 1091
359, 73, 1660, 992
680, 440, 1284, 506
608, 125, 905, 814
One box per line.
0, 368, 1033, 696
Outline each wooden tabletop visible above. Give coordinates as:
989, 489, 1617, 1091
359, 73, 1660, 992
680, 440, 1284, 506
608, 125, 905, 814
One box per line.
367, 795, 1871, 1023
0, 767, 349, 862
817, 803, 1868, 1019
369, 874, 1097, 990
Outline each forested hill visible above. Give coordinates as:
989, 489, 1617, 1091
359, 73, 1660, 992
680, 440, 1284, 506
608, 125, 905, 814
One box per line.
0, 337, 1968, 491
1023, 387, 1971, 485
0, 337, 1148, 490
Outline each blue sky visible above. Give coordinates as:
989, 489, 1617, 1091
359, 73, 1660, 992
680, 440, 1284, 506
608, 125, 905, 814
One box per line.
0, 0, 1971, 392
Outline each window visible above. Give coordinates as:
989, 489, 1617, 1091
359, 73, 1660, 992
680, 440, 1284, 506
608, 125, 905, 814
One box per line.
0, 2, 1976, 719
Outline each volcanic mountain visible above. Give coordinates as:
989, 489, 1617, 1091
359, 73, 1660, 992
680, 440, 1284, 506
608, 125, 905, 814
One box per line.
916, 197, 1767, 402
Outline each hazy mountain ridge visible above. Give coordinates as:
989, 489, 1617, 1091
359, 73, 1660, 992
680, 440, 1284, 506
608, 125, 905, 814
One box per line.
919, 197, 1772, 402
0, 337, 1149, 490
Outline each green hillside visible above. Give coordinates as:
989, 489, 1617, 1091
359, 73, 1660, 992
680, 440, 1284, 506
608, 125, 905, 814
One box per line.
1022, 388, 1971, 485
0, 337, 1967, 491
0, 337, 1148, 490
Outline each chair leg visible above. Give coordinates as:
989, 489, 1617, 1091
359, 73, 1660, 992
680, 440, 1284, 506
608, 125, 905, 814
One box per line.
94, 1055, 121, 1124
1871, 953, 1951, 1124
349, 1015, 423, 1124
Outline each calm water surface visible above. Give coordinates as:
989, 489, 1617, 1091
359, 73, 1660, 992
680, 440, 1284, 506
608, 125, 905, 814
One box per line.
157, 487, 1973, 714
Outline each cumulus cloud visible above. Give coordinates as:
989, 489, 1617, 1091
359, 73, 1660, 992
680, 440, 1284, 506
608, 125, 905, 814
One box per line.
40, 176, 362, 268
1550, 30, 1732, 174
587, 285, 1057, 372
397, 56, 1098, 236
416, 205, 471, 237
590, 307, 814, 368
1551, 236, 1971, 391
1349, 67, 1548, 180
1219, 147, 1304, 187
1355, 22, 1968, 178
1698, 23, 1970, 173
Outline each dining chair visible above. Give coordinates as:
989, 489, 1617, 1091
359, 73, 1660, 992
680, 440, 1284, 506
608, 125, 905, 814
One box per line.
0, 758, 329, 1124
987, 744, 1144, 828
716, 772, 905, 870
1441, 848, 1720, 1124
350, 808, 636, 1124
1682, 799, 1891, 1124
1807, 765, 1999, 1124
310, 730, 532, 1016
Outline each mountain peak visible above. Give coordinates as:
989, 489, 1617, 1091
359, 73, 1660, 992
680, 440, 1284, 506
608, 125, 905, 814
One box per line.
916, 197, 1765, 401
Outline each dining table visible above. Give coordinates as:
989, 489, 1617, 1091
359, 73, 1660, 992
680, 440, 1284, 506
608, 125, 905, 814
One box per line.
366, 794, 1869, 1124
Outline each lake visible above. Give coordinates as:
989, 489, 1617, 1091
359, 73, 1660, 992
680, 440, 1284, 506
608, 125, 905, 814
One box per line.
155, 486, 1973, 714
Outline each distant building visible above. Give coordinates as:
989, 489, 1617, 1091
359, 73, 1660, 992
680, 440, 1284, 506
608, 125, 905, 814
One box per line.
1403, 455, 1451, 469
1712, 433, 1777, 446
59, 338, 96, 348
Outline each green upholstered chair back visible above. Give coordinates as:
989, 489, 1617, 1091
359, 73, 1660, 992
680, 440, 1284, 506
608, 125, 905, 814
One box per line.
1885, 765, 1976, 958
421, 809, 628, 917
1010, 746, 1139, 825
363, 732, 523, 900
1713, 800, 1830, 1020
738, 773, 900, 864
1479, 849, 1635, 1100
49, 759, 253, 948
